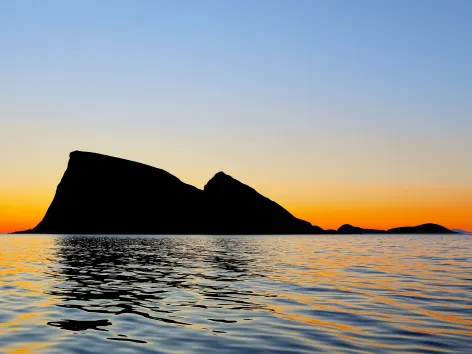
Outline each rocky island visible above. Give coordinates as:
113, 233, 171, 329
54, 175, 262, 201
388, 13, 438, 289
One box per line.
15, 151, 455, 235
17, 151, 319, 234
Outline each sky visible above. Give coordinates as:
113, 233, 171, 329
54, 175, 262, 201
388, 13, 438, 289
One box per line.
1, 0, 471, 233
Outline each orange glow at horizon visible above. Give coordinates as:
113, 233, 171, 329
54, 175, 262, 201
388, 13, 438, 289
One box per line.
0, 189, 54, 233
292, 204, 472, 232
288, 188, 472, 232
1, 184, 471, 233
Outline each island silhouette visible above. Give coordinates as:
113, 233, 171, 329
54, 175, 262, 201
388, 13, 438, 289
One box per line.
14, 151, 454, 235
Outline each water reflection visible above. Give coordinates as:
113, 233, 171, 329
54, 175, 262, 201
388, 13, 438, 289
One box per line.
48, 319, 112, 332
48, 236, 273, 330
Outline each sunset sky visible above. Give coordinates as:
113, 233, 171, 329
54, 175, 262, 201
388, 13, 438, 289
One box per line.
1, 0, 471, 233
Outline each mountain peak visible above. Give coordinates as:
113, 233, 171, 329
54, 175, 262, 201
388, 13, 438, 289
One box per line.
204, 171, 248, 192
202, 171, 314, 234
210, 171, 231, 181
70, 150, 107, 158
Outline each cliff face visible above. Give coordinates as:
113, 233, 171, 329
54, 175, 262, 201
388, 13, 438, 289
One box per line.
31, 151, 319, 234
34, 151, 204, 234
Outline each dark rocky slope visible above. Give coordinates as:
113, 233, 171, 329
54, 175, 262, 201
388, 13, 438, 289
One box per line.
203, 172, 316, 234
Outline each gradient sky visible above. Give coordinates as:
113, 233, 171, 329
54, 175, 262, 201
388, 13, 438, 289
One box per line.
1, 0, 471, 233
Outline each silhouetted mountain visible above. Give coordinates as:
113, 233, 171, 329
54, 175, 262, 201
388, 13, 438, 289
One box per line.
387, 223, 454, 234
337, 224, 385, 234
24, 151, 321, 235
33, 151, 205, 234
203, 171, 314, 234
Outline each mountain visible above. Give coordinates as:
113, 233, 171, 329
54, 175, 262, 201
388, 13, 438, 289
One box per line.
337, 224, 385, 234
203, 171, 315, 234
22, 151, 321, 235
387, 223, 454, 234
32, 151, 205, 234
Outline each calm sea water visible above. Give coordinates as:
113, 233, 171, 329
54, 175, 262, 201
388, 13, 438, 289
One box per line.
0, 234, 471, 353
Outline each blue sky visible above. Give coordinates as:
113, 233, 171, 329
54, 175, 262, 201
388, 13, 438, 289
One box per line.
1, 0, 471, 231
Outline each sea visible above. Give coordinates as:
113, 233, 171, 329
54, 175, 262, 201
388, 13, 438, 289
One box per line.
0, 234, 471, 353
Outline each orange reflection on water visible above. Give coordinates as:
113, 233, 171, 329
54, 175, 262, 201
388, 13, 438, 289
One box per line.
7, 342, 52, 354
260, 235, 472, 342
0, 235, 59, 354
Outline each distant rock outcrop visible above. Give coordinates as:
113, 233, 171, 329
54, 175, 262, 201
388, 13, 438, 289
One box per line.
387, 223, 454, 234
324, 229, 337, 234
337, 224, 385, 234
334, 223, 454, 235
25, 151, 321, 235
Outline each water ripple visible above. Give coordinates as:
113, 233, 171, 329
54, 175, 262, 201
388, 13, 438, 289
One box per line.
0, 234, 471, 353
